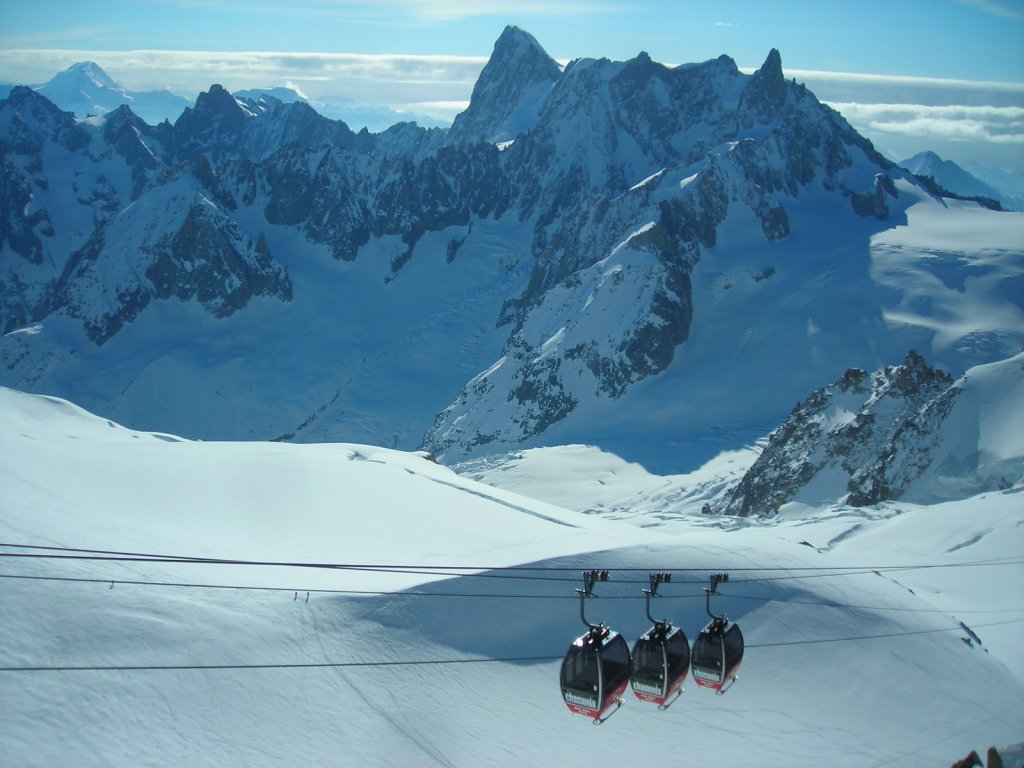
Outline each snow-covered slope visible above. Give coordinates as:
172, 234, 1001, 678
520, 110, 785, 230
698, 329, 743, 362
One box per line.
1, 387, 1022, 766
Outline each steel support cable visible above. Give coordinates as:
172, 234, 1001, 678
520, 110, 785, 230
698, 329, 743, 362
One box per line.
3, 571, 1023, 614
6, 540, 1022, 568
0, 552, 593, 583
2, 618, 1022, 673
1, 542, 1020, 585
0, 556, 1011, 589
0, 655, 565, 672
0, 572, 620, 599
745, 616, 1024, 648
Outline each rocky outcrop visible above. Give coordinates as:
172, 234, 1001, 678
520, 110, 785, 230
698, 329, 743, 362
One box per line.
737, 49, 787, 128
51, 176, 291, 345
719, 352, 964, 517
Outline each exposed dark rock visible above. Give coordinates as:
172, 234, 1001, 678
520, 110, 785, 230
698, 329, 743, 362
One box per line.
720, 351, 957, 517
738, 48, 787, 128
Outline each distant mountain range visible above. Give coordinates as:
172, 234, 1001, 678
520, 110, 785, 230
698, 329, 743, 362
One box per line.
2, 26, 1021, 485
30, 61, 192, 125
4, 63, 1020, 210
0, 61, 447, 132
232, 86, 448, 133
899, 150, 1021, 211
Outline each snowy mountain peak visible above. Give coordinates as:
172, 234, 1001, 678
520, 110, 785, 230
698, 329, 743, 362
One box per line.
29, 60, 190, 125
900, 150, 1008, 209
191, 83, 250, 119
172, 84, 256, 157
447, 25, 562, 144
0, 84, 88, 151
491, 24, 556, 65
35, 61, 129, 119
907, 149, 942, 166
2, 83, 60, 117
234, 86, 307, 106
757, 48, 783, 80
53, 61, 124, 92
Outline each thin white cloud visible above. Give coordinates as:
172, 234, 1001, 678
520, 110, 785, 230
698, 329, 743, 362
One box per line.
755, 66, 1024, 111
0, 49, 487, 103
284, 80, 309, 100
828, 103, 1024, 121
956, 0, 1024, 21
148, 0, 626, 22
829, 102, 1024, 144
384, 0, 625, 22
743, 66, 1024, 94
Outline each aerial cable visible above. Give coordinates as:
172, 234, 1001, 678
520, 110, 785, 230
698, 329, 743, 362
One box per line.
0, 572, 628, 599
745, 616, 1024, 648
721, 591, 1024, 614
1, 542, 1020, 584
0, 655, 565, 673
3, 571, 1023, 614
1, 554, 1016, 588
3, 618, 1022, 674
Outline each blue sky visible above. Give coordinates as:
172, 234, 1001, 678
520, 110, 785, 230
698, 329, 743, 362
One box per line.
1, 0, 1022, 170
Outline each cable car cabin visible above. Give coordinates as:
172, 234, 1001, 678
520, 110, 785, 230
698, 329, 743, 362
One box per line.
560, 628, 632, 722
690, 618, 744, 693
630, 624, 690, 708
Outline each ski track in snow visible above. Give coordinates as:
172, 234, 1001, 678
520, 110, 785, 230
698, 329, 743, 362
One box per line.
308, 605, 458, 768
947, 532, 987, 553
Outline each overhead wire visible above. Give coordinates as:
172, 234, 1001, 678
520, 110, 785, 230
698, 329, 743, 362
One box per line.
1, 542, 1021, 586
2, 618, 1022, 674
0, 655, 565, 672
2, 570, 1023, 614
0, 571, 610, 599
745, 617, 1024, 648
3, 541, 1022, 674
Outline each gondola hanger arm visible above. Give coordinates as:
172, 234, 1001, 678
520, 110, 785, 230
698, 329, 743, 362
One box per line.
643, 571, 672, 626
576, 570, 610, 631
704, 572, 730, 621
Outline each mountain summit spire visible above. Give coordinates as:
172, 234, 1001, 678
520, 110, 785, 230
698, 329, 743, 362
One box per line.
447, 25, 562, 145
738, 48, 787, 127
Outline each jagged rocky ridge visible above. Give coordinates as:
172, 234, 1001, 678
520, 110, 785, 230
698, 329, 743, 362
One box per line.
3, 26, 1013, 465
719, 351, 1024, 517
2, 33, 896, 334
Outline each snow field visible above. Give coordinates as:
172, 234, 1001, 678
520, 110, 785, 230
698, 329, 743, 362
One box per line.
2, 387, 1023, 766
